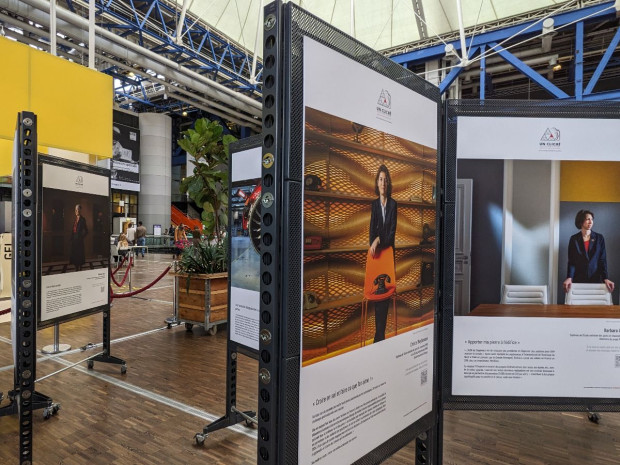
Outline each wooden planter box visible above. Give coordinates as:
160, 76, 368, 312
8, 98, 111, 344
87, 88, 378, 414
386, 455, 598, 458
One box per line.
172, 272, 228, 335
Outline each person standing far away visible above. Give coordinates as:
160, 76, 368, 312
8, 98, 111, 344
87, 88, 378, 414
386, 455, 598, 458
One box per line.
126, 222, 136, 246
136, 221, 147, 258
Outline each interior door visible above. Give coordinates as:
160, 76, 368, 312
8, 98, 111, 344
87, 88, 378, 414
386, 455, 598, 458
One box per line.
454, 179, 472, 315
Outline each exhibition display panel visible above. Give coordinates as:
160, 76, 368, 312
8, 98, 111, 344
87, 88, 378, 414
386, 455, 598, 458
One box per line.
229, 135, 263, 352
442, 99, 620, 411
194, 135, 262, 443
38, 156, 111, 328
258, 3, 441, 464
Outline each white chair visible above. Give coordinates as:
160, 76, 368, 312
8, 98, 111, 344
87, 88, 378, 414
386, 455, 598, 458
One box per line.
501, 285, 548, 304
565, 283, 612, 305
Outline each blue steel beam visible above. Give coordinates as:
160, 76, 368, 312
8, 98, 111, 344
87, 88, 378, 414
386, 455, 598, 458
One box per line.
103, 65, 190, 114
68, 0, 262, 96
584, 25, 620, 95
392, 1, 616, 65
575, 21, 584, 100
488, 42, 569, 99
439, 46, 480, 94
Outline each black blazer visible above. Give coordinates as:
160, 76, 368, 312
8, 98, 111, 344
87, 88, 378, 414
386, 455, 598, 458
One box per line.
369, 197, 397, 252
566, 230, 608, 283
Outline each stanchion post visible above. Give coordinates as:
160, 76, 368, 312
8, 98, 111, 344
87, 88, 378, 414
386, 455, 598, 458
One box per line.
165, 260, 179, 327
41, 323, 71, 354
128, 251, 133, 292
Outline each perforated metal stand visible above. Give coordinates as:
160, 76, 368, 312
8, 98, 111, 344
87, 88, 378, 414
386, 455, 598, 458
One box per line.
7, 111, 60, 465
86, 307, 127, 374
195, 346, 257, 445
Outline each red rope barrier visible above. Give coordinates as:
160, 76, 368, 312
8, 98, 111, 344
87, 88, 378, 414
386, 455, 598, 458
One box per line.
111, 255, 128, 276
110, 264, 172, 299
110, 257, 133, 287
0, 308, 10, 316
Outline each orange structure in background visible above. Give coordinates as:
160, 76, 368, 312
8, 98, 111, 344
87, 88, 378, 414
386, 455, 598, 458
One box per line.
171, 205, 203, 232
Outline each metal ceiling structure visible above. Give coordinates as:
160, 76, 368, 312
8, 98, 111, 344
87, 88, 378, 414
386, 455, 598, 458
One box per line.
0, 0, 618, 131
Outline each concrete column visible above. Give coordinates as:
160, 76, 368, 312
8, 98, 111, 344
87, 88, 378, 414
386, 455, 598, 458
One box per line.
139, 113, 172, 234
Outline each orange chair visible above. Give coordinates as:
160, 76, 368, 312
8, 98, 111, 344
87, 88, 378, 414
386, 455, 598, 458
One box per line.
360, 246, 397, 346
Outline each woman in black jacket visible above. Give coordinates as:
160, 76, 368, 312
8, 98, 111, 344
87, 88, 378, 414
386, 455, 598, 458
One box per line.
368, 164, 397, 343
563, 209, 614, 294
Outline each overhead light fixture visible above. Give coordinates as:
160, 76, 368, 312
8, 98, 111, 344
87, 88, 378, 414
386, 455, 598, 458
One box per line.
182, 110, 188, 117
128, 71, 135, 78
553, 64, 562, 72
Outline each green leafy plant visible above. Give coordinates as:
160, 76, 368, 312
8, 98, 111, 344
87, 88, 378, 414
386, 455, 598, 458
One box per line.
178, 118, 236, 243
178, 239, 228, 275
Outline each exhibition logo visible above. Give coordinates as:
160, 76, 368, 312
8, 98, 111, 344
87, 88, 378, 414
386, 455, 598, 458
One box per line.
539, 127, 561, 152
75, 175, 84, 189
376, 89, 392, 123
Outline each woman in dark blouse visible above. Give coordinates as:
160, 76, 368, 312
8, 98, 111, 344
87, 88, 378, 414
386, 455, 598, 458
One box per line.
563, 209, 614, 294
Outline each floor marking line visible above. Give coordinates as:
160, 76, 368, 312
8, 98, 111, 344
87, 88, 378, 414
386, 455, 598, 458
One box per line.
53, 356, 258, 440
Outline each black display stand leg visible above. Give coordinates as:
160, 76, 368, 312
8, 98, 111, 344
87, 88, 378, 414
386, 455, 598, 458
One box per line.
194, 347, 257, 445
0, 389, 59, 420
86, 307, 126, 374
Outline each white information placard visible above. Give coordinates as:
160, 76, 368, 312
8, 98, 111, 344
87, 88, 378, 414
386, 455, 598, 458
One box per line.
457, 116, 620, 160
453, 316, 620, 397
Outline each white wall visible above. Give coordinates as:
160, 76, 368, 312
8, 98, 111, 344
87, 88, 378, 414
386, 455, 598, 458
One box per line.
506, 160, 553, 287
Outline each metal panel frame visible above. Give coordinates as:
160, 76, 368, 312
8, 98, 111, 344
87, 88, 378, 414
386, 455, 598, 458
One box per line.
442, 98, 620, 412
259, 2, 442, 463
13, 111, 38, 465
194, 134, 263, 442
36, 155, 111, 330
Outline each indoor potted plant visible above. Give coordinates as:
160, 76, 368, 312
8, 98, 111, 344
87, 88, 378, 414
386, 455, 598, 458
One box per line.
170, 118, 236, 334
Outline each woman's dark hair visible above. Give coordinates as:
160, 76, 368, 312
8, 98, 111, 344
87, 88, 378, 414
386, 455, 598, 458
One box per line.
574, 209, 594, 229
374, 164, 392, 197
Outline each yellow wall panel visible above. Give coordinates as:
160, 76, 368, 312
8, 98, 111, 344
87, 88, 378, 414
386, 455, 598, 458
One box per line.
561, 161, 620, 202
31, 51, 112, 158
0, 37, 112, 174
0, 38, 30, 141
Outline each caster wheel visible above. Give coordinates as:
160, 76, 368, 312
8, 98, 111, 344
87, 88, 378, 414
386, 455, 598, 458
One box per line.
185, 323, 194, 331
195, 433, 206, 446
87, 360, 94, 370
207, 326, 217, 336
43, 408, 51, 420
588, 412, 600, 424
52, 404, 61, 415
121, 365, 127, 375
167, 323, 172, 329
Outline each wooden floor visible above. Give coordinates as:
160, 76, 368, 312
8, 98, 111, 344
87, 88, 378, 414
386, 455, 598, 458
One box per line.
0, 256, 619, 464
